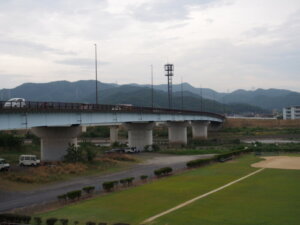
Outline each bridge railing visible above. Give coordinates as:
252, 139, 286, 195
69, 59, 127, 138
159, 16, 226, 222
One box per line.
0, 101, 225, 120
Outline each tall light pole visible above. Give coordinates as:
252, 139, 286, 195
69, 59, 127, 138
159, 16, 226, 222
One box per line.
94, 43, 98, 104
164, 63, 174, 109
181, 77, 184, 110
151, 64, 154, 108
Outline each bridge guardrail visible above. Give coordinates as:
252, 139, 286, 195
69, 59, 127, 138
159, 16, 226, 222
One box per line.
0, 101, 225, 120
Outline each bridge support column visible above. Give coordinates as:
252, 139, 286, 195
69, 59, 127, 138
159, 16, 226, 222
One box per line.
167, 122, 189, 145
110, 126, 119, 144
191, 121, 210, 139
31, 126, 82, 161
81, 126, 87, 133
124, 122, 155, 151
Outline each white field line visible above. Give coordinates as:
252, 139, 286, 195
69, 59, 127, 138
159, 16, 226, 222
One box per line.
142, 168, 265, 224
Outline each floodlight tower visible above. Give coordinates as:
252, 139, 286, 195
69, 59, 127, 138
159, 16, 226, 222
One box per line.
164, 63, 174, 109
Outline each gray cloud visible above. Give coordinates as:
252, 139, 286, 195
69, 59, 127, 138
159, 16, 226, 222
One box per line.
0, 36, 76, 57
56, 58, 109, 67
130, 0, 221, 22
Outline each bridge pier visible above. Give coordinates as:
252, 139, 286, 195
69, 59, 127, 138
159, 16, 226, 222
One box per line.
167, 121, 189, 145
31, 126, 82, 161
109, 125, 119, 144
191, 121, 210, 139
124, 122, 155, 150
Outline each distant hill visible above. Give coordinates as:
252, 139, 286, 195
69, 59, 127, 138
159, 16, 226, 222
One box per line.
1, 80, 299, 113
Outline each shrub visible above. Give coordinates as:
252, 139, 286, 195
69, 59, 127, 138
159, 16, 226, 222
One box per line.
57, 194, 67, 202
186, 157, 214, 168
74, 221, 79, 225
112, 223, 130, 225
66, 190, 82, 201
34, 217, 42, 225
102, 181, 115, 192
0, 132, 24, 149
154, 167, 173, 177
80, 141, 97, 162
119, 177, 134, 186
98, 223, 107, 225
64, 144, 84, 163
119, 178, 128, 186
86, 222, 96, 225
46, 218, 58, 225
126, 177, 134, 185
152, 144, 160, 151
60, 219, 69, 225
140, 175, 148, 181
0, 214, 31, 224
82, 186, 95, 194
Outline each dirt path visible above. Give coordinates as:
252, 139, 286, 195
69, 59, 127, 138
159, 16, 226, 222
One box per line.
252, 156, 300, 170
142, 168, 265, 224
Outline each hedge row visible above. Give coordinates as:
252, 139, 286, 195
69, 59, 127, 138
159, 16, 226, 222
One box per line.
58, 186, 96, 202
83, 186, 95, 194
0, 214, 31, 224
102, 181, 118, 192
186, 149, 251, 168
0, 214, 131, 225
154, 167, 173, 177
119, 177, 135, 186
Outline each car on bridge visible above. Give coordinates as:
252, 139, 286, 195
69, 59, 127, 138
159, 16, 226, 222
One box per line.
105, 147, 139, 154
3, 98, 26, 108
0, 158, 10, 171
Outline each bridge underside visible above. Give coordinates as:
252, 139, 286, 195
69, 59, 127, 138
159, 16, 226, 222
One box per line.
0, 106, 224, 161
0, 111, 222, 131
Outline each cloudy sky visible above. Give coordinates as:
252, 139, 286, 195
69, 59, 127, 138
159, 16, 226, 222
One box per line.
0, 0, 299, 92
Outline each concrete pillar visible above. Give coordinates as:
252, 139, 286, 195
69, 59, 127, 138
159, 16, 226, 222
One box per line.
124, 122, 155, 151
167, 122, 189, 145
31, 126, 82, 161
191, 121, 210, 139
81, 126, 87, 133
110, 126, 119, 144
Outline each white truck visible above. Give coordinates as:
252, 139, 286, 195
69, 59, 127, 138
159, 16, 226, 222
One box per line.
0, 158, 10, 171
19, 155, 40, 166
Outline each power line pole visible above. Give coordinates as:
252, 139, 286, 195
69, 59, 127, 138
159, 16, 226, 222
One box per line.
200, 85, 203, 111
181, 77, 184, 110
94, 43, 98, 104
151, 64, 154, 108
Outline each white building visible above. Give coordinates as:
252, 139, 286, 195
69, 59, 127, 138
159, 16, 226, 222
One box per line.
283, 106, 300, 120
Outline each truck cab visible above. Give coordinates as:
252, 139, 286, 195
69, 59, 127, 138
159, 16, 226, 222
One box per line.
0, 158, 10, 171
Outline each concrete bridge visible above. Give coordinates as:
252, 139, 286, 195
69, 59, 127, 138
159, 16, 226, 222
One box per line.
0, 101, 225, 161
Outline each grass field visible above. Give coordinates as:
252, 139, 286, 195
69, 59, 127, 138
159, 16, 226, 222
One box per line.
38, 154, 300, 225
152, 168, 300, 225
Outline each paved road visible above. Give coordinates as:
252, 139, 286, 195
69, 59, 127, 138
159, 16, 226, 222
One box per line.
0, 154, 213, 212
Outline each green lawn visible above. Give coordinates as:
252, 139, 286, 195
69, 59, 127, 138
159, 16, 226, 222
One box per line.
38, 155, 300, 225
39, 155, 260, 224
153, 168, 300, 225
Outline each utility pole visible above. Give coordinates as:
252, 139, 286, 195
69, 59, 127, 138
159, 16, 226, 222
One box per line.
200, 85, 203, 111
151, 65, 154, 108
181, 77, 184, 110
94, 43, 98, 104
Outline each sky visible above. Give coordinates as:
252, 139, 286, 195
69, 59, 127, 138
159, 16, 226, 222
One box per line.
0, 0, 299, 92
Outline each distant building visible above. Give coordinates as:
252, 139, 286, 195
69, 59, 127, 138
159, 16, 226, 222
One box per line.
283, 106, 300, 120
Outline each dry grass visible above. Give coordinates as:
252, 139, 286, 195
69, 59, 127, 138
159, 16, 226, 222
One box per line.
102, 153, 137, 162
1, 163, 88, 183
224, 118, 300, 128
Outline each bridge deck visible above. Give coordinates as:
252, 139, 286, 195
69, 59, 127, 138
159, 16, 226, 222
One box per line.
0, 101, 225, 130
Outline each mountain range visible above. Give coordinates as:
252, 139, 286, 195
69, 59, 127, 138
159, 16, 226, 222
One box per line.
1, 80, 300, 114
